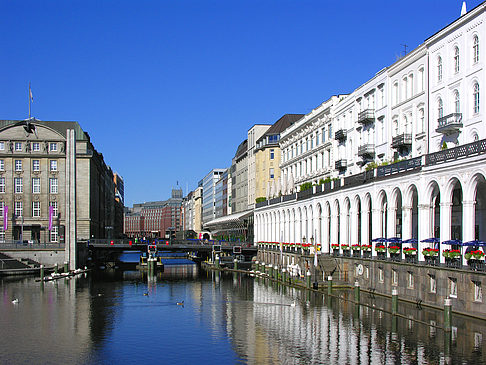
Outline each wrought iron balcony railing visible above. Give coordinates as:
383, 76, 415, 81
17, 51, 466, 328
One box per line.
335, 159, 347, 170
358, 144, 375, 157
334, 129, 347, 141
391, 133, 412, 148
436, 113, 463, 134
357, 109, 375, 124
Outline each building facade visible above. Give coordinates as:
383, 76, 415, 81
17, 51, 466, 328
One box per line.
231, 140, 248, 213
201, 169, 225, 224
255, 3, 486, 263
255, 114, 303, 200
124, 188, 183, 239
247, 124, 271, 209
0, 119, 121, 242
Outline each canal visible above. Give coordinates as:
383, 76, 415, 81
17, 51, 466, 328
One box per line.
1, 264, 486, 364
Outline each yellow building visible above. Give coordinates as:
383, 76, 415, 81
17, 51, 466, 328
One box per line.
254, 114, 303, 201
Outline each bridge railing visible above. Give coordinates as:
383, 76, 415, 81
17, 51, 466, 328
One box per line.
0, 241, 65, 249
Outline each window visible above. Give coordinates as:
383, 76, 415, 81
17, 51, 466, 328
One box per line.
269, 168, 274, 179
32, 160, 40, 171
316, 133, 319, 146
50, 226, 58, 242
454, 90, 460, 113
14, 177, 22, 193
32, 178, 40, 193
392, 270, 398, 286
419, 108, 425, 133
32, 142, 40, 152
407, 272, 414, 289
269, 149, 274, 160
438, 98, 444, 119
474, 82, 480, 114
49, 178, 58, 194
438, 56, 443, 82
49, 143, 57, 152
378, 268, 384, 283
15, 160, 22, 171
0, 177, 5, 193
50, 201, 58, 217
473, 35, 480, 63
328, 125, 332, 139
32, 201, 40, 217
322, 128, 326, 142
14, 142, 22, 151
0, 160, 4, 171
449, 277, 457, 298
454, 46, 460, 73
393, 82, 398, 105
14, 201, 22, 217
0, 142, 4, 150
50, 160, 57, 171
419, 68, 425, 92
474, 281, 483, 302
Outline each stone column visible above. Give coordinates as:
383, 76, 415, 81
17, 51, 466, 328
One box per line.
401, 205, 412, 241
387, 207, 397, 239
64, 129, 77, 270
349, 207, 357, 246
418, 203, 431, 261
462, 200, 476, 243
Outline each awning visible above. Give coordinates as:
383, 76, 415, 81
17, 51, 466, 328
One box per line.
204, 210, 253, 229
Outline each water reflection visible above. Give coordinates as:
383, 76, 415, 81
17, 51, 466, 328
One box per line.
0, 269, 485, 364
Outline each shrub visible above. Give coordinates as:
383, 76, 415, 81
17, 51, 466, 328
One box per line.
255, 197, 266, 203
300, 182, 313, 191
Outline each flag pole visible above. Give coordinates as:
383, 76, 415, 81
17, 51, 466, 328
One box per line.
29, 83, 31, 119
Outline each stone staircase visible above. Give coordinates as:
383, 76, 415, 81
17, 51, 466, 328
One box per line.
0, 253, 41, 270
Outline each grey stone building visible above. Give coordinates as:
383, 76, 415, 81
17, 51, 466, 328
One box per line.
0, 119, 121, 242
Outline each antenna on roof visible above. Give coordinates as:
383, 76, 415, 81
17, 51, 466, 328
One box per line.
461, 1, 467, 16
401, 44, 408, 57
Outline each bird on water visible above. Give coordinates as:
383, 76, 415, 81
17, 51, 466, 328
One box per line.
177, 301, 184, 306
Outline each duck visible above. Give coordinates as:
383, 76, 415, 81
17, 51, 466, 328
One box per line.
143, 292, 149, 296
290, 301, 296, 307
12, 298, 19, 304
176, 301, 184, 306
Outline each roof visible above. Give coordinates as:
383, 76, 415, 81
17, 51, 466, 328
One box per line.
0, 119, 89, 141
204, 209, 253, 228
233, 139, 248, 159
256, 114, 304, 144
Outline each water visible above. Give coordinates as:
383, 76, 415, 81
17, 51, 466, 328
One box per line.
1, 266, 486, 364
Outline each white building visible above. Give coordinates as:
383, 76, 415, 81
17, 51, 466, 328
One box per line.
255, 3, 486, 263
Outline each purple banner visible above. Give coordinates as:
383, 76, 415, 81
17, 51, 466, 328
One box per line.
48, 205, 53, 231
3, 205, 7, 231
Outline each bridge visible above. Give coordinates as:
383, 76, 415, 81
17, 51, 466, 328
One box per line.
87, 239, 258, 266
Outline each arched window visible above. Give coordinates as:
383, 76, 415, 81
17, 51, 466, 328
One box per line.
474, 82, 480, 114
418, 108, 425, 133
454, 47, 460, 73
454, 90, 460, 113
393, 119, 399, 136
473, 35, 479, 63
438, 56, 443, 82
438, 98, 443, 119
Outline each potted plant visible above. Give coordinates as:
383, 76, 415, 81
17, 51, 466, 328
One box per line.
361, 244, 372, 251
403, 247, 417, 255
472, 250, 485, 260
375, 245, 386, 253
341, 244, 350, 250
388, 246, 400, 255
331, 243, 340, 250
352, 244, 361, 251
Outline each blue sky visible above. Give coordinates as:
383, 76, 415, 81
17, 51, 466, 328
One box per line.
1, 0, 481, 206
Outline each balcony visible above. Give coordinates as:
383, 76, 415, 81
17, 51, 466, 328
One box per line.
391, 133, 412, 149
335, 129, 347, 142
436, 113, 463, 134
335, 159, 347, 170
357, 109, 375, 125
358, 144, 375, 157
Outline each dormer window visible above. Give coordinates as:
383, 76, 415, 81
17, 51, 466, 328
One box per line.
49, 143, 57, 152
14, 142, 22, 151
